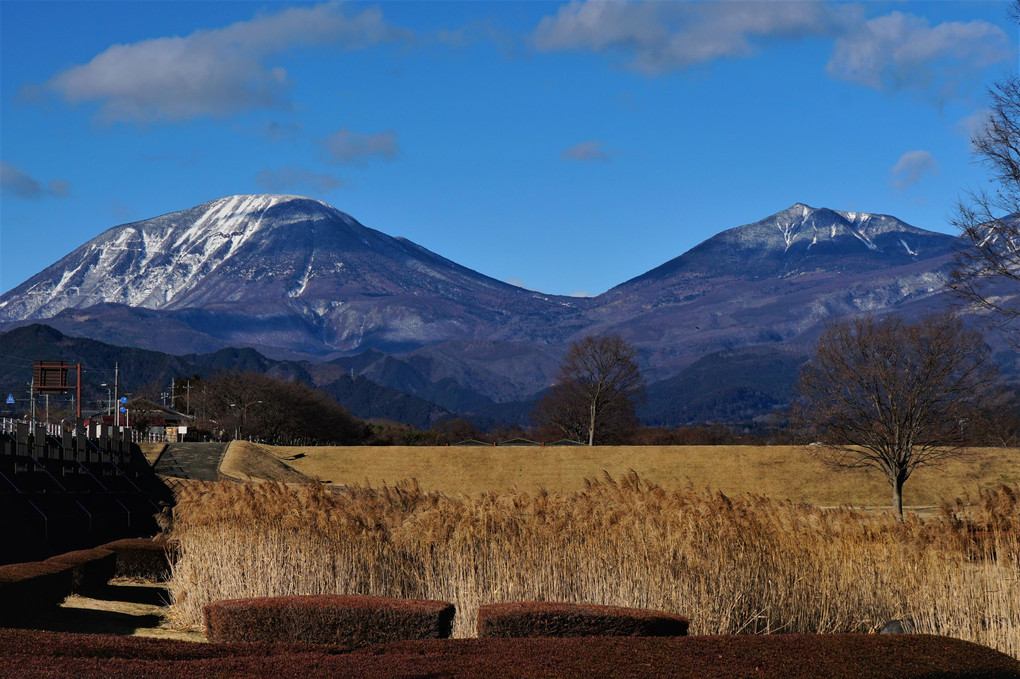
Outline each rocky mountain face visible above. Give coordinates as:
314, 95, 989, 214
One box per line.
0, 195, 580, 355
578, 203, 961, 383
0, 196, 973, 422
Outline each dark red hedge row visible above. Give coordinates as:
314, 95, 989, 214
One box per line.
1, 628, 1018, 679
0, 561, 74, 621
477, 601, 690, 638
203, 594, 455, 648
44, 548, 116, 595
100, 538, 175, 581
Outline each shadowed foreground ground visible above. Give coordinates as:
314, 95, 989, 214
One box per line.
1, 629, 1018, 679
5, 580, 203, 642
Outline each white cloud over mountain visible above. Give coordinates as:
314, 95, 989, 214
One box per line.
533, 1, 1010, 104
45, 3, 407, 122
533, 0, 856, 74
321, 128, 400, 166
890, 150, 937, 191
0, 161, 69, 199
827, 11, 1011, 101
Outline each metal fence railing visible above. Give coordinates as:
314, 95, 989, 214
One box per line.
0, 417, 165, 443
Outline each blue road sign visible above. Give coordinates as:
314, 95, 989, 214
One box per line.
120, 406, 127, 413
5, 394, 14, 405
120, 396, 127, 404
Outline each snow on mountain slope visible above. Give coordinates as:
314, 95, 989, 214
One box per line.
613, 203, 961, 290
0, 197, 967, 392
0, 194, 562, 324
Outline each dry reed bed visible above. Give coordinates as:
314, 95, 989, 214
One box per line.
167, 473, 1020, 657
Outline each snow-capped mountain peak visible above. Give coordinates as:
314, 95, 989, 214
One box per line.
0, 197, 965, 361
619, 202, 961, 287
0, 194, 528, 328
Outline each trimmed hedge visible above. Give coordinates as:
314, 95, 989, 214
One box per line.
44, 548, 116, 595
203, 594, 455, 648
1, 629, 1018, 679
0, 561, 74, 621
100, 537, 176, 581
477, 601, 690, 638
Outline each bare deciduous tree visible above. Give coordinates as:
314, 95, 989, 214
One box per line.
794, 313, 997, 520
950, 6, 1020, 326
194, 371, 369, 445
533, 335, 643, 446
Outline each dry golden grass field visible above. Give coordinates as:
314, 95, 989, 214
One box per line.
167, 474, 1020, 656
161, 442, 1020, 658
234, 442, 1020, 509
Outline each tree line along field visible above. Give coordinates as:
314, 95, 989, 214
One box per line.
224, 442, 1020, 509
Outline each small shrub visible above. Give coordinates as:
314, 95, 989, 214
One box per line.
203, 594, 455, 647
101, 538, 176, 580
0, 561, 74, 620
45, 548, 116, 594
477, 601, 690, 638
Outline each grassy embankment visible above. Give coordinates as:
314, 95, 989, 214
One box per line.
232, 441, 1020, 509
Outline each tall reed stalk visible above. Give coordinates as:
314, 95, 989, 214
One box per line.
167, 474, 1019, 656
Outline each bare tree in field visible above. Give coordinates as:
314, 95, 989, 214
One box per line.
534, 335, 643, 446
794, 313, 997, 520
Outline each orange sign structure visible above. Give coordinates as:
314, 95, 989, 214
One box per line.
33, 361, 69, 393
32, 360, 83, 418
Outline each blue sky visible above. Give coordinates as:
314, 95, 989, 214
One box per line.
1, 1, 1017, 297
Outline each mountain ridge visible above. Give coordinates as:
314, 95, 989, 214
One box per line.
0, 195, 977, 417
615, 202, 958, 290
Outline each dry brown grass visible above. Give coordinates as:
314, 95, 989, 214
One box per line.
166, 475, 1020, 658
218, 442, 315, 485
264, 444, 1020, 508
137, 442, 166, 466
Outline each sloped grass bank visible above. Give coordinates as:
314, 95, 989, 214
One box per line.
2, 629, 1018, 679
167, 476, 1020, 657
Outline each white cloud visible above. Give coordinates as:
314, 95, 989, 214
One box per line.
827, 12, 1011, 101
264, 121, 304, 143
533, 3, 1011, 104
321, 128, 400, 165
533, 0, 856, 74
506, 277, 544, 292
45, 3, 406, 122
255, 167, 345, 193
561, 140, 611, 162
0, 161, 69, 199
890, 150, 937, 190
109, 199, 138, 222
956, 108, 993, 143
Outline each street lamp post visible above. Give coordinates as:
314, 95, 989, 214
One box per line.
229, 400, 263, 440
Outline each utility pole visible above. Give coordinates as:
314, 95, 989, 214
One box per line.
186, 380, 191, 415
170, 378, 175, 410
30, 376, 35, 422
75, 363, 82, 419
113, 362, 119, 427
